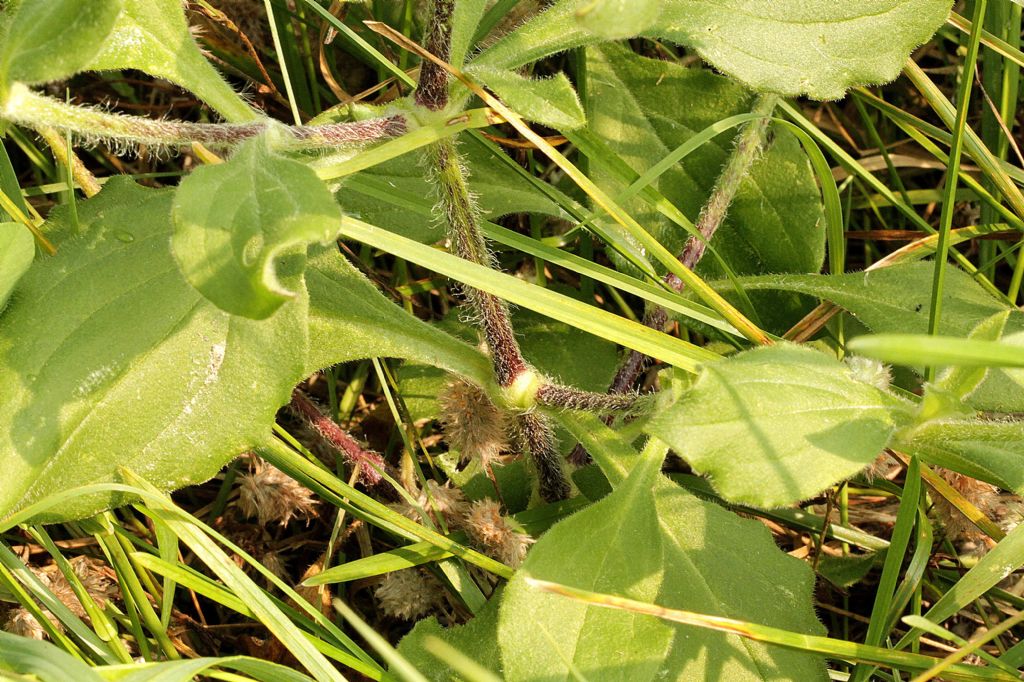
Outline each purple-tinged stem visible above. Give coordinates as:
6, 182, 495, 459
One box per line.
290, 389, 386, 486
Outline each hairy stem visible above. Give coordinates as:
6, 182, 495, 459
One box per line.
570, 94, 778, 465
290, 389, 387, 486
609, 94, 778, 393
535, 383, 638, 413
516, 411, 570, 503
416, 0, 454, 110
429, 138, 528, 387
428, 137, 570, 501
1, 84, 406, 152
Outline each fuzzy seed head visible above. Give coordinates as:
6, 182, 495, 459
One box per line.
439, 378, 509, 465
465, 499, 535, 568
390, 480, 468, 528
845, 356, 893, 391
933, 468, 1000, 540
238, 458, 319, 527
1, 557, 119, 639
375, 568, 443, 621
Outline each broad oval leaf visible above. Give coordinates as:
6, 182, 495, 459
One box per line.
171, 135, 341, 320
498, 446, 826, 680
646, 344, 914, 508
0, 180, 496, 521
0, 223, 33, 310
472, 0, 953, 99
85, 0, 255, 122
0, 179, 308, 520
0, 0, 122, 88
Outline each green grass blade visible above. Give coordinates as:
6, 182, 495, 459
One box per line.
848, 334, 1024, 368
525, 578, 1017, 681
335, 215, 721, 372
850, 457, 922, 682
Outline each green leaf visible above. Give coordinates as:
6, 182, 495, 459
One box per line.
467, 66, 585, 131
848, 334, 1024, 370
303, 245, 493, 387
899, 419, 1024, 495
646, 344, 914, 508
935, 311, 1024, 413
733, 262, 1013, 337
450, 0, 490, 67
0, 178, 308, 520
575, 0, 659, 39
398, 590, 503, 679
472, 0, 953, 99
172, 135, 341, 320
0, 223, 32, 310
84, 0, 256, 122
342, 136, 575, 244
0, 630, 104, 682
0, 0, 122, 88
498, 440, 826, 680
584, 45, 824, 281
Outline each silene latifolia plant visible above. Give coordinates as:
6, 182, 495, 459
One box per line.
1, 0, 1023, 680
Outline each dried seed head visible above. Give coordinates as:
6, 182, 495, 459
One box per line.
4, 607, 47, 640
932, 468, 1000, 540
68, 556, 119, 609
389, 480, 468, 528
846, 356, 893, 391
238, 458, 319, 527
465, 499, 535, 568
2, 557, 119, 639
375, 568, 444, 621
439, 378, 509, 466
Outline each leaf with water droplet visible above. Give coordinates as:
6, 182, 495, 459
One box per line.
171, 134, 342, 320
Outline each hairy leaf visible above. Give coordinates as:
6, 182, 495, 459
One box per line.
0, 0, 121, 87
172, 135, 341, 320
398, 589, 503, 678
0, 179, 307, 520
472, 0, 953, 99
733, 262, 1013, 338
468, 66, 586, 130
342, 137, 574, 244
586, 45, 824, 281
450, 0, 489, 67
0, 180, 492, 521
85, 0, 255, 122
498, 440, 826, 680
646, 344, 914, 508
899, 419, 1024, 495
575, 0, 659, 39
0, 223, 32, 310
